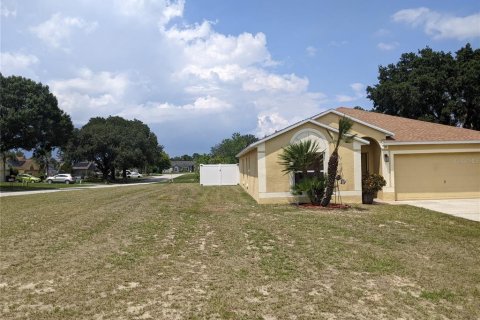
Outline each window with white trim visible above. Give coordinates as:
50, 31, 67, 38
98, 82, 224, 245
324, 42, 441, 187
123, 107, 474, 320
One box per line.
290, 129, 328, 186
294, 151, 325, 185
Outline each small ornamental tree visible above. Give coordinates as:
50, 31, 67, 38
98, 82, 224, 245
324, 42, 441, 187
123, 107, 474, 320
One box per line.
321, 117, 355, 207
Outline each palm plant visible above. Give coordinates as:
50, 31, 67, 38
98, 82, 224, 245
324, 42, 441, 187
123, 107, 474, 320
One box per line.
321, 117, 355, 207
278, 140, 320, 178
278, 140, 325, 204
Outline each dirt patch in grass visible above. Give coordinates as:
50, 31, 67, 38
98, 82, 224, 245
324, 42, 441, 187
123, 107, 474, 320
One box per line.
1, 184, 479, 319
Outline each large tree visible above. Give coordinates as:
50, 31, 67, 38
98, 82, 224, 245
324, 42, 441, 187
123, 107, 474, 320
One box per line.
67, 116, 165, 180
210, 132, 258, 163
366, 44, 480, 130
0, 74, 73, 180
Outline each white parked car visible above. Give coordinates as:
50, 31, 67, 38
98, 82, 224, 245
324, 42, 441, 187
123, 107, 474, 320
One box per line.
46, 174, 76, 184
126, 170, 142, 178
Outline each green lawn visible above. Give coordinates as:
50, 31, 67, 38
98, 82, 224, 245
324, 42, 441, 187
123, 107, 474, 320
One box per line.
0, 182, 94, 192
0, 184, 479, 319
172, 173, 199, 183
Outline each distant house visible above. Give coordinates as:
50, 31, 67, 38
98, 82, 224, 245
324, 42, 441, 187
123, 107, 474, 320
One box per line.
72, 161, 97, 178
168, 160, 195, 173
6, 157, 42, 176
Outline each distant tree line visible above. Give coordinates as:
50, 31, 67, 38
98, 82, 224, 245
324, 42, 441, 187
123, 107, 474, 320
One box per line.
175, 133, 259, 167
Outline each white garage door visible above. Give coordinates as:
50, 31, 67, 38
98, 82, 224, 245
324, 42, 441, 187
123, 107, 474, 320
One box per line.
394, 152, 480, 200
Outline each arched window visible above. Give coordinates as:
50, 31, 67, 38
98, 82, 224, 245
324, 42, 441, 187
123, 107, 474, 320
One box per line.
290, 129, 329, 185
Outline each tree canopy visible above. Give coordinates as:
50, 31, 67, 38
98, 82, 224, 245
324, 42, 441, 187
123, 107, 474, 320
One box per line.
66, 116, 165, 179
366, 44, 480, 130
210, 132, 258, 164
0, 73, 73, 154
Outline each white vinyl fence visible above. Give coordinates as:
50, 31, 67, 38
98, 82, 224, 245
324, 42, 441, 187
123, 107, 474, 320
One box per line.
199, 164, 239, 186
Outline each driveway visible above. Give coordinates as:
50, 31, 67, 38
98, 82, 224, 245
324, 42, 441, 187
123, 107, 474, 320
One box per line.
395, 199, 480, 222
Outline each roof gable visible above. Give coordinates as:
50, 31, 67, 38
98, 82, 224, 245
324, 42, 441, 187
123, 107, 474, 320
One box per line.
171, 160, 195, 167
312, 109, 395, 137
236, 119, 369, 158
72, 161, 96, 170
7, 158, 39, 170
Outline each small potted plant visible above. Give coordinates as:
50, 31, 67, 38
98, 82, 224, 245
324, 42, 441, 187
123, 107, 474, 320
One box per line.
362, 173, 386, 204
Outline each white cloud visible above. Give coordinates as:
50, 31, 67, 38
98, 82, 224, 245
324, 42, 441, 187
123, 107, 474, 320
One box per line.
49, 68, 130, 122
164, 20, 213, 41
256, 112, 289, 137
1, 4, 16, 17
116, 95, 231, 124
30, 13, 98, 49
392, 7, 480, 40
306, 46, 317, 57
335, 82, 365, 103
350, 83, 364, 93
159, 0, 185, 25
114, 0, 184, 26
179, 31, 276, 68
377, 41, 399, 51
0, 52, 39, 75
242, 71, 308, 93
185, 95, 231, 110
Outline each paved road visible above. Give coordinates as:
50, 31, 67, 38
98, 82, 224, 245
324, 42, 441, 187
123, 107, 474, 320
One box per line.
388, 198, 480, 222
0, 174, 185, 197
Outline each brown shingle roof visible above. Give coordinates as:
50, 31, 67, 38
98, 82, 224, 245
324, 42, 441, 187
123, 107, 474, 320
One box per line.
336, 107, 480, 143
8, 158, 40, 170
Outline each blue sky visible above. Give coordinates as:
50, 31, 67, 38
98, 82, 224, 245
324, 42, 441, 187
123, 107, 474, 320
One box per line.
1, 1, 479, 156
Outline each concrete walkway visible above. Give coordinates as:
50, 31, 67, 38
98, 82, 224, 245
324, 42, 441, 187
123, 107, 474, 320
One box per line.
388, 199, 480, 222
0, 174, 185, 197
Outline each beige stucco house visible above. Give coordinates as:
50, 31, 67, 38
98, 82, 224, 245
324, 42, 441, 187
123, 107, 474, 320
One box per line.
237, 107, 480, 204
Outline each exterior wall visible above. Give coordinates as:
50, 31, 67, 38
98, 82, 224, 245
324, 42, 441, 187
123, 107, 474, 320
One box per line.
239, 149, 259, 201
259, 122, 363, 204
381, 143, 480, 201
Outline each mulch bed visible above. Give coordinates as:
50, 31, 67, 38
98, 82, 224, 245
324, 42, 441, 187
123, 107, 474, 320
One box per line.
296, 203, 350, 210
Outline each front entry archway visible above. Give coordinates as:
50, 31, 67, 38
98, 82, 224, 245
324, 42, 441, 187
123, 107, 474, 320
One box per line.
360, 137, 382, 177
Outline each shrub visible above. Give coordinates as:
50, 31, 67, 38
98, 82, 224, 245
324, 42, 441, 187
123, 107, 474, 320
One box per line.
362, 173, 386, 194
292, 175, 326, 205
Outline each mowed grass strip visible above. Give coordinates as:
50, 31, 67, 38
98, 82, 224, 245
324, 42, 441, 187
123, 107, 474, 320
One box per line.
0, 182, 95, 192
0, 184, 479, 319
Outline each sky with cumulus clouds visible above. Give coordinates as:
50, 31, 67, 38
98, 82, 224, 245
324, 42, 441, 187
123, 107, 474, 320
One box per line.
1, 0, 479, 156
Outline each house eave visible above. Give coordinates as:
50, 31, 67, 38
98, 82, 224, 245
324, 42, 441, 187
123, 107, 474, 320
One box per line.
236, 118, 370, 158
311, 109, 396, 137
382, 140, 480, 146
